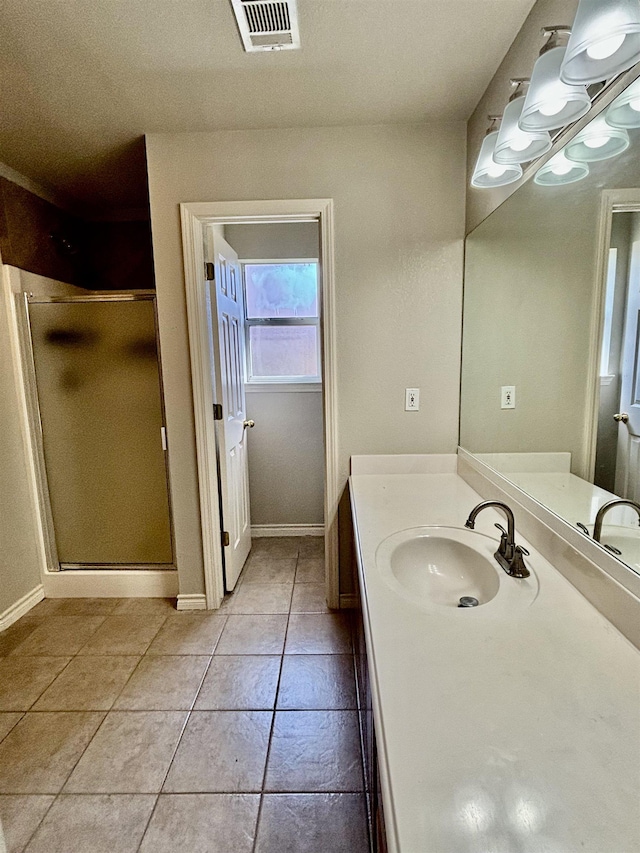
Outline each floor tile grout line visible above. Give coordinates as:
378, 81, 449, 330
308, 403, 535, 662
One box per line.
251, 540, 297, 853
135, 793, 161, 853
0, 712, 24, 745
134, 622, 228, 816
135, 571, 242, 848
15, 790, 60, 850
2, 789, 363, 796
20, 607, 170, 713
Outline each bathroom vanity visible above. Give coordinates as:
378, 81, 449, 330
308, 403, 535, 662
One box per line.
350, 454, 640, 853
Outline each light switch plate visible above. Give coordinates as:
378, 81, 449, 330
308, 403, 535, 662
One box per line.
405, 388, 420, 411
501, 385, 516, 409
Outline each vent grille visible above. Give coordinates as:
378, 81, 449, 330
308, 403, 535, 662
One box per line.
230, 0, 300, 51
242, 1, 290, 34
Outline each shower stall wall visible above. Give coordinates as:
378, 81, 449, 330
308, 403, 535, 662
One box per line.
25, 292, 174, 570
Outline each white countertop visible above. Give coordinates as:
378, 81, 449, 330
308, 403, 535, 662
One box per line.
350, 464, 640, 853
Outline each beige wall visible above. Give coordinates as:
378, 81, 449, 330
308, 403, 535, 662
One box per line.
466, 0, 579, 234
225, 223, 319, 260
460, 195, 597, 474
245, 389, 324, 526
146, 123, 466, 596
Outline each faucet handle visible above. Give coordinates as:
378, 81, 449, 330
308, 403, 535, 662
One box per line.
494, 523, 508, 556
576, 522, 591, 536
604, 543, 623, 556
509, 544, 530, 578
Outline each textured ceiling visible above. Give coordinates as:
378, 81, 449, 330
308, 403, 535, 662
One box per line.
0, 0, 535, 212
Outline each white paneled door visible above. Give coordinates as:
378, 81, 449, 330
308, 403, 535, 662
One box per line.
615, 237, 640, 503
205, 228, 252, 590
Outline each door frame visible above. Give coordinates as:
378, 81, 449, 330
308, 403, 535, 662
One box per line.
586, 189, 640, 479
180, 199, 339, 609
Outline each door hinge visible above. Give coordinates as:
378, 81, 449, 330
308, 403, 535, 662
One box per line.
205, 262, 215, 281
222, 531, 230, 547
213, 403, 223, 420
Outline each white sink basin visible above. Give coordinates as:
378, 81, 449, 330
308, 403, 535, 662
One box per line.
376, 526, 538, 612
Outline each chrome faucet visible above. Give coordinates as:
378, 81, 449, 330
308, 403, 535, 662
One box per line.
593, 499, 640, 543
465, 500, 530, 578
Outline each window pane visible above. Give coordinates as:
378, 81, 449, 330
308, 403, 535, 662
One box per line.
245, 263, 318, 319
249, 325, 319, 379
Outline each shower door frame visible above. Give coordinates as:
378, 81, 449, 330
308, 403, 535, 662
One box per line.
19, 288, 176, 574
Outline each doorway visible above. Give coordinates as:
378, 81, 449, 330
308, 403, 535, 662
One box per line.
594, 207, 640, 501
180, 200, 338, 610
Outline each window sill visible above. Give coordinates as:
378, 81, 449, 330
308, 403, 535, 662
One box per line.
245, 382, 322, 393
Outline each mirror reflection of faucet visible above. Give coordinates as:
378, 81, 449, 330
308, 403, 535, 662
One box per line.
465, 501, 530, 578
576, 499, 640, 557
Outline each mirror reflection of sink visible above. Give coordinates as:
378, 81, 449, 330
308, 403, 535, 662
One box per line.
376, 526, 538, 611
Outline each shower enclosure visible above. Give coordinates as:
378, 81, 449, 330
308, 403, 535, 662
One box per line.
24, 291, 173, 570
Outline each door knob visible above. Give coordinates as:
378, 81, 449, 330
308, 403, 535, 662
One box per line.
243, 419, 255, 429
614, 412, 629, 423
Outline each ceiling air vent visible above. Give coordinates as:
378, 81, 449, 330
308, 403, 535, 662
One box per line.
230, 0, 300, 52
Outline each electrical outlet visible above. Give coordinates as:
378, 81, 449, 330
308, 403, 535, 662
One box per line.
405, 388, 420, 411
501, 385, 516, 409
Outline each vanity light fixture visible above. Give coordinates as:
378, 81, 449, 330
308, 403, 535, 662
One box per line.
605, 75, 640, 127
534, 150, 590, 185
519, 27, 592, 132
564, 111, 630, 161
560, 0, 640, 86
471, 116, 523, 188
494, 80, 552, 165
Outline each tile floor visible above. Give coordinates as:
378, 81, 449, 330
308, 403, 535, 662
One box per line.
0, 537, 369, 852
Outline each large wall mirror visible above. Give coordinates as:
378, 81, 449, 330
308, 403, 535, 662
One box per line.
461, 69, 640, 578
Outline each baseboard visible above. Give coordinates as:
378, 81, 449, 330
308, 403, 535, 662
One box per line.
252, 524, 324, 538
0, 584, 45, 630
176, 593, 208, 611
42, 569, 179, 599
339, 593, 358, 609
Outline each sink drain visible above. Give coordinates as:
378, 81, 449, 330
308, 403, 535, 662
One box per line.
458, 596, 479, 608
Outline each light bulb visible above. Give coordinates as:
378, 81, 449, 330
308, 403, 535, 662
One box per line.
586, 33, 626, 60
584, 135, 610, 148
551, 160, 573, 175
630, 97, 640, 112
488, 162, 508, 178
538, 97, 567, 117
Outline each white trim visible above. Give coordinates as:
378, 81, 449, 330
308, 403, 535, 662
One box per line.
600, 374, 616, 386
180, 199, 340, 609
0, 585, 45, 631
245, 382, 322, 394
1, 266, 55, 579
42, 569, 178, 599
176, 593, 208, 611
252, 524, 324, 538
586, 189, 640, 480
350, 454, 458, 475
240, 258, 319, 264
180, 208, 226, 610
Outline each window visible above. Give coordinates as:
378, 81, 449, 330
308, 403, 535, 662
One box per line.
243, 261, 321, 383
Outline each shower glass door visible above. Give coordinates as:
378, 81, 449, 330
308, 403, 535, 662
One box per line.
27, 295, 173, 567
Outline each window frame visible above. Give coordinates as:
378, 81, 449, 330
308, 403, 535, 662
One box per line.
241, 258, 322, 386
